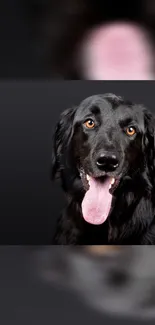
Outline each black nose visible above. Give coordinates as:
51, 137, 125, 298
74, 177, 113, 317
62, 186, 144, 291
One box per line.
96, 154, 119, 172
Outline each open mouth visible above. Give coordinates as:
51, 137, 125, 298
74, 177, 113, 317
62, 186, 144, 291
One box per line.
86, 174, 119, 194
80, 169, 119, 194
80, 169, 119, 225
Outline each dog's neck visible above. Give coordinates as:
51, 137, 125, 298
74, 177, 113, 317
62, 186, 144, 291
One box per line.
107, 172, 155, 244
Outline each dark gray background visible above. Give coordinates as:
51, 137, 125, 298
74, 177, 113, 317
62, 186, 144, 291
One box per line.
0, 81, 155, 243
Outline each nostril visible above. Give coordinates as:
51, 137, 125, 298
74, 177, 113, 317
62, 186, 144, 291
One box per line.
113, 162, 119, 168
97, 156, 107, 166
96, 154, 119, 171
111, 155, 119, 168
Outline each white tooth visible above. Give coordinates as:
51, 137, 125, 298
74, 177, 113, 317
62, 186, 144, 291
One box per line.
111, 178, 115, 185
109, 184, 112, 189
86, 175, 90, 181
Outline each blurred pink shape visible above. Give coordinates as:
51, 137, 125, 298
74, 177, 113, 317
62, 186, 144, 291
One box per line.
79, 22, 154, 80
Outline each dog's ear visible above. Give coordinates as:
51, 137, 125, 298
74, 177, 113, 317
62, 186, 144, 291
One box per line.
144, 109, 155, 177
51, 106, 77, 180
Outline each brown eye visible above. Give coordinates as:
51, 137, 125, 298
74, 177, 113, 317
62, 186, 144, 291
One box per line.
84, 119, 95, 129
126, 126, 136, 136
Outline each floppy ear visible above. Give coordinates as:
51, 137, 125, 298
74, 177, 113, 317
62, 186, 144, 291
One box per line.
144, 109, 155, 180
51, 106, 77, 180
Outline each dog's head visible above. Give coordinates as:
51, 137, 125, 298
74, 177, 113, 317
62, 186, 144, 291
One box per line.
52, 94, 155, 225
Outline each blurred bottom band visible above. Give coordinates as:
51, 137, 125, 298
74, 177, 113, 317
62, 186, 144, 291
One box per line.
28, 246, 155, 320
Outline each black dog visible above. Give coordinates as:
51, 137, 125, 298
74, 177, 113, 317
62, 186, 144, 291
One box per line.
52, 93, 155, 244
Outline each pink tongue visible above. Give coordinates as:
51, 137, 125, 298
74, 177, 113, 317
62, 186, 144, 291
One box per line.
82, 176, 113, 225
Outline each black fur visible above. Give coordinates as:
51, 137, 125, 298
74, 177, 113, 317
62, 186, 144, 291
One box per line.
52, 94, 155, 244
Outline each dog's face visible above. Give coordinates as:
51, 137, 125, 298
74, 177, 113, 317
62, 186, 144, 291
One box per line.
72, 95, 145, 181
52, 94, 155, 225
